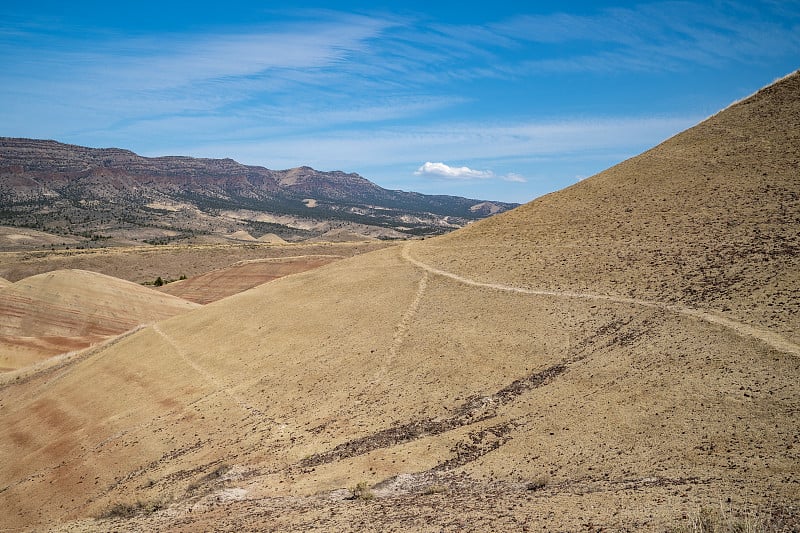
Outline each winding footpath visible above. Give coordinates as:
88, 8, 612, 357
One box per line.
152, 323, 265, 416
354, 270, 429, 404
401, 243, 800, 357
382, 270, 429, 380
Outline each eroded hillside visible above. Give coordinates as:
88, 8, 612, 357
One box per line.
0, 72, 798, 531
0, 270, 199, 371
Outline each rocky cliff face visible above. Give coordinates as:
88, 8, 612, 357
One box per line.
0, 138, 518, 246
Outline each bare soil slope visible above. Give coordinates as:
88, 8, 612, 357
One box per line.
0, 270, 199, 370
307, 229, 381, 242
0, 73, 798, 531
257, 233, 287, 244
414, 71, 800, 346
0, 241, 392, 284
0, 226, 82, 251
158, 256, 344, 304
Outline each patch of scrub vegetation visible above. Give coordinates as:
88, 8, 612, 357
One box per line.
525, 475, 549, 492
348, 481, 375, 501
97, 497, 168, 519
142, 274, 187, 286
670, 505, 787, 533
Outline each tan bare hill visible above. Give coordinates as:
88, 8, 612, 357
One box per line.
158, 256, 344, 304
414, 71, 800, 347
0, 269, 199, 371
257, 233, 287, 244
225, 230, 258, 242
307, 228, 381, 242
0, 225, 82, 251
0, 241, 392, 284
0, 276, 9, 288
1, 72, 799, 532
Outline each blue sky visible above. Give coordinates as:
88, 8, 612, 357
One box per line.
1, 1, 798, 203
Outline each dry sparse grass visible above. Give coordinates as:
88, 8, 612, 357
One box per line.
97, 497, 168, 519
672, 505, 771, 533
349, 481, 375, 501
525, 475, 549, 492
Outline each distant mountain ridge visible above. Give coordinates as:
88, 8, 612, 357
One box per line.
0, 138, 518, 245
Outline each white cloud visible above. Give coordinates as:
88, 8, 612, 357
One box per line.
413, 162, 528, 183
414, 162, 494, 179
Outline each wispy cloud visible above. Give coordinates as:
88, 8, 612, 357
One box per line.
173, 115, 696, 181
3, 2, 797, 141
1, 1, 796, 203
1, 13, 392, 85
0, 13, 403, 128
398, 1, 800, 82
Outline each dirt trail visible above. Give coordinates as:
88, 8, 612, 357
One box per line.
402, 243, 800, 357
151, 324, 264, 417
385, 271, 428, 373
351, 270, 428, 410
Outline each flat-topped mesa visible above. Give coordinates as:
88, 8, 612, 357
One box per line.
0, 137, 519, 242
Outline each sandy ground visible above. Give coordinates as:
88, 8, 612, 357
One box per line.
0, 243, 385, 371
0, 245, 797, 531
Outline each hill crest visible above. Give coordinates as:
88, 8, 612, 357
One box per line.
0, 269, 199, 370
